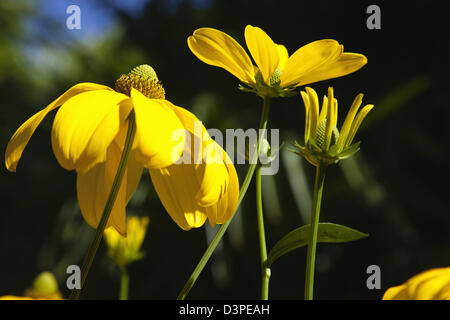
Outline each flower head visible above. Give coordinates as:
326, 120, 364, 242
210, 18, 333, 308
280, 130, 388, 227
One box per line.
383, 267, 450, 300
0, 271, 63, 300
292, 87, 374, 166
5, 64, 239, 234
104, 216, 149, 269
188, 25, 367, 98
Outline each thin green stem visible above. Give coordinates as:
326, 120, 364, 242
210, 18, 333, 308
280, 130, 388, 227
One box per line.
177, 97, 271, 300
304, 162, 327, 300
119, 268, 129, 300
69, 112, 136, 300
255, 164, 270, 300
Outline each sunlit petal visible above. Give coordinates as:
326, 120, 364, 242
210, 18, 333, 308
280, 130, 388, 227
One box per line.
188, 27, 255, 85
131, 89, 185, 169
51, 89, 129, 172
383, 267, 450, 300
5, 83, 112, 172
293, 52, 368, 87
277, 44, 289, 71
281, 40, 341, 88
244, 25, 279, 85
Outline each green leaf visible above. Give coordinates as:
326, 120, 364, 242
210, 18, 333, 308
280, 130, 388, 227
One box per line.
267, 223, 368, 267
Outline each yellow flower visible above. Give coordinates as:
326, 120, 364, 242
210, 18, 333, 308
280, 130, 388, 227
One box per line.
0, 271, 63, 300
293, 87, 374, 166
383, 267, 450, 300
5, 65, 239, 234
104, 216, 149, 269
188, 25, 367, 98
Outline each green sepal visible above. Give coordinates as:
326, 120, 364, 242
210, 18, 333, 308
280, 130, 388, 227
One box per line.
267, 222, 368, 267
337, 142, 361, 160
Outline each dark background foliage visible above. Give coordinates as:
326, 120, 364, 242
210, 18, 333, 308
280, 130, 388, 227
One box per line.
0, 0, 448, 299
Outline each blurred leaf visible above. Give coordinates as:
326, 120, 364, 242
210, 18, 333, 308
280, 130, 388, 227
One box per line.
281, 142, 311, 224
267, 222, 368, 267
363, 75, 431, 129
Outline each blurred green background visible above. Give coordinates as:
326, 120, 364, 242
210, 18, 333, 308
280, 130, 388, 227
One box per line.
0, 0, 448, 299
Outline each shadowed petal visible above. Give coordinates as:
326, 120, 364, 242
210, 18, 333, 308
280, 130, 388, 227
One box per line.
149, 164, 208, 230
162, 101, 229, 207
77, 143, 143, 235
204, 154, 239, 226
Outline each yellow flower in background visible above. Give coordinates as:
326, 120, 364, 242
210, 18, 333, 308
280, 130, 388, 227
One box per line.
0, 271, 63, 300
188, 25, 367, 98
293, 87, 374, 166
104, 216, 149, 269
5, 64, 239, 234
383, 267, 450, 300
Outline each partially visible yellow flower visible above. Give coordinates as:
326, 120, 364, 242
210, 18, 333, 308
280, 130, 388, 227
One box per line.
383, 267, 450, 300
0, 271, 63, 300
104, 216, 149, 269
188, 25, 367, 98
292, 87, 374, 166
5, 64, 239, 234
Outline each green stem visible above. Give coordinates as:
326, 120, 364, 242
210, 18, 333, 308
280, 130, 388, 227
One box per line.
69, 112, 136, 300
177, 97, 271, 300
304, 162, 327, 300
119, 268, 129, 300
255, 164, 270, 300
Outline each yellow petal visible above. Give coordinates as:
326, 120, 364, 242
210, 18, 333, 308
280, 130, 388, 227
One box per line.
195, 140, 229, 207
346, 104, 374, 147
51, 89, 129, 172
324, 87, 335, 150
131, 89, 185, 169
162, 102, 230, 207
244, 25, 279, 85
148, 122, 239, 230
188, 27, 255, 85
77, 143, 143, 235
300, 90, 311, 144
0, 296, 36, 300
5, 83, 113, 172
292, 52, 368, 87
149, 164, 208, 230
281, 40, 341, 88
337, 93, 363, 152
204, 155, 239, 226
305, 87, 320, 140
382, 284, 408, 300
77, 99, 134, 173
383, 267, 450, 300
277, 44, 289, 71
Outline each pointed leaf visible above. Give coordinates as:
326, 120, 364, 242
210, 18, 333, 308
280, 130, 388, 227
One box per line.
267, 222, 368, 267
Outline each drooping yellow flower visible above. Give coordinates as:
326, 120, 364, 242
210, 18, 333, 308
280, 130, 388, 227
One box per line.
5, 65, 239, 234
188, 25, 367, 98
293, 87, 374, 166
104, 216, 149, 269
383, 267, 450, 300
0, 271, 63, 300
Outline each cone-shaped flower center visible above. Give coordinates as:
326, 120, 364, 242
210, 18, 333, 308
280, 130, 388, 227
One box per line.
115, 64, 166, 99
